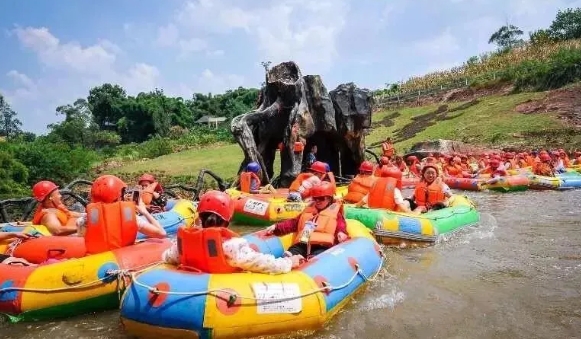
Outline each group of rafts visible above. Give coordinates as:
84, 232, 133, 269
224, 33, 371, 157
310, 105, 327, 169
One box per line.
0, 148, 578, 338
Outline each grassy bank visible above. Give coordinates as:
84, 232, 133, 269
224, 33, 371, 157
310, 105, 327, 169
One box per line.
113, 84, 581, 181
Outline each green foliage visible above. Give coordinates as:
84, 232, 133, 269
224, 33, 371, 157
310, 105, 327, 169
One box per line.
0, 94, 23, 139
0, 146, 29, 197
138, 135, 174, 159
548, 8, 581, 41
12, 138, 99, 186
488, 24, 524, 50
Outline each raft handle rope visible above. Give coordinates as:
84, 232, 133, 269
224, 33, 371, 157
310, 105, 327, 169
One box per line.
132, 256, 385, 305
0, 261, 162, 294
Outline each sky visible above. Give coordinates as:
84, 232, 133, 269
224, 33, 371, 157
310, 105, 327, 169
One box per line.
1, 0, 580, 134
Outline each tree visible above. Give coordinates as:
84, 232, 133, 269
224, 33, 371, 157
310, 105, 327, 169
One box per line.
548, 8, 581, 41
529, 29, 555, 45
0, 94, 22, 139
87, 84, 127, 130
488, 24, 524, 50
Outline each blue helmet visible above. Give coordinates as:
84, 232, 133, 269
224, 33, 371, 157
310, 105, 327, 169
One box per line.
324, 162, 330, 172
246, 161, 260, 173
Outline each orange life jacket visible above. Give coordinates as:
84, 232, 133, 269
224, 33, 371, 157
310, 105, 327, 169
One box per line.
239, 172, 261, 193
518, 159, 528, 168
533, 163, 553, 176
414, 181, 446, 208
289, 172, 336, 197
140, 182, 161, 206
446, 165, 461, 177
344, 174, 376, 203
382, 142, 394, 157
32, 205, 70, 226
367, 177, 398, 210
177, 227, 241, 273
526, 156, 535, 167
84, 201, 138, 255
294, 202, 342, 247
289, 173, 314, 192
563, 158, 571, 168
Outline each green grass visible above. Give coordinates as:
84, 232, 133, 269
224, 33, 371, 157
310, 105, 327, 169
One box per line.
113, 89, 580, 180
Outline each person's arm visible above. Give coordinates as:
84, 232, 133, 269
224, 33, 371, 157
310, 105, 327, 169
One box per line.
41, 213, 78, 236
223, 238, 300, 274
136, 201, 167, 238
0, 232, 33, 242
162, 238, 179, 264
334, 213, 349, 242
249, 178, 261, 194
394, 188, 411, 213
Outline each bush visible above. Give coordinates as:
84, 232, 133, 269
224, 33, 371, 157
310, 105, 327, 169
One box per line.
137, 135, 174, 159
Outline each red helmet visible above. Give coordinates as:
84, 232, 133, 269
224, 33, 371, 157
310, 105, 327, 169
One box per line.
540, 153, 551, 162
379, 156, 390, 165
379, 166, 402, 179
421, 164, 439, 176
311, 181, 336, 198
407, 155, 418, 163
197, 190, 234, 221
309, 161, 327, 174
489, 159, 500, 168
359, 161, 374, 173
91, 175, 127, 203
32, 181, 59, 202
138, 173, 156, 185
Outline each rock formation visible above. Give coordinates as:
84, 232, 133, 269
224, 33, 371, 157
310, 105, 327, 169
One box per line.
231, 61, 373, 188
405, 139, 494, 159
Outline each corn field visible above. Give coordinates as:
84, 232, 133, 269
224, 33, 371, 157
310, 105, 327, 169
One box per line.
375, 39, 581, 98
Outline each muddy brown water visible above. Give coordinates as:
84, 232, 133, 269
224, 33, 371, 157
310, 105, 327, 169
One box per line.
3, 189, 581, 339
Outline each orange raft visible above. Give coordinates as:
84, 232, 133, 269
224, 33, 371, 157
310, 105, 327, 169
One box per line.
444, 177, 485, 191
0, 236, 171, 322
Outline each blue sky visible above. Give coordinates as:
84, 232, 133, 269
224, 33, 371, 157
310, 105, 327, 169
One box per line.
1, 0, 580, 134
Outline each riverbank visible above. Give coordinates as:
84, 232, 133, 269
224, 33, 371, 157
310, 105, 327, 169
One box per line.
111, 82, 581, 182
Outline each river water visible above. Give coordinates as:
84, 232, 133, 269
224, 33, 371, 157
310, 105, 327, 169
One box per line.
3, 189, 581, 339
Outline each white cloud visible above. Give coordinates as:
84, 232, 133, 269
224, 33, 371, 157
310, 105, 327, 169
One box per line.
178, 37, 208, 58
412, 28, 461, 56
167, 0, 349, 72
155, 23, 179, 47
196, 69, 245, 93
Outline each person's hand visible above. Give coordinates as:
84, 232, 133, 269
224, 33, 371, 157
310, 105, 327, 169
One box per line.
9, 232, 34, 239
264, 225, 276, 235
290, 254, 305, 268
136, 198, 148, 214
337, 232, 349, 243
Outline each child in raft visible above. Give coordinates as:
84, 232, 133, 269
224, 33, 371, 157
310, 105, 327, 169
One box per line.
162, 190, 304, 274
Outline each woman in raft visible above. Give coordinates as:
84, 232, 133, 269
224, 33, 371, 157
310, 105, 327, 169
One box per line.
265, 181, 349, 258
137, 173, 168, 213
407, 164, 453, 214
163, 190, 303, 274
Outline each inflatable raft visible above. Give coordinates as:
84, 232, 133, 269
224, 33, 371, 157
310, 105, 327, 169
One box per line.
483, 175, 530, 193
119, 220, 383, 339
227, 187, 348, 226
0, 199, 196, 253
0, 237, 172, 322
528, 172, 581, 190
444, 177, 485, 191
344, 195, 480, 247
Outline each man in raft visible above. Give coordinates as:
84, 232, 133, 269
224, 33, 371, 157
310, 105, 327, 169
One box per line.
408, 164, 453, 214
76, 175, 167, 239
343, 161, 376, 204
238, 162, 276, 194
533, 152, 556, 176
137, 173, 168, 213
162, 190, 303, 274
31, 180, 86, 235
287, 161, 334, 202
355, 166, 411, 212
265, 181, 349, 258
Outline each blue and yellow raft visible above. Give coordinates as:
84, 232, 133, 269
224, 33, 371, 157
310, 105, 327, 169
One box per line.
119, 220, 383, 339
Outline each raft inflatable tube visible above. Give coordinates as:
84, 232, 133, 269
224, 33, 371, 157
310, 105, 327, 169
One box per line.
228, 187, 348, 226
344, 195, 480, 247
0, 199, 196, 253
226, 186, 348, 200
119, 220, 382, 339
483, 175, 530, 193
0, 237, 172, 322
444, 177, 485, 191
527, 175, 563, 190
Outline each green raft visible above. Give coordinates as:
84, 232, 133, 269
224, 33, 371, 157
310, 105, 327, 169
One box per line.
344, 195, 480, 246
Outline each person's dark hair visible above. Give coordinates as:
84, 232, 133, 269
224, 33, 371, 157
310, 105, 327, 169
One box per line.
200, 212, 227, 228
